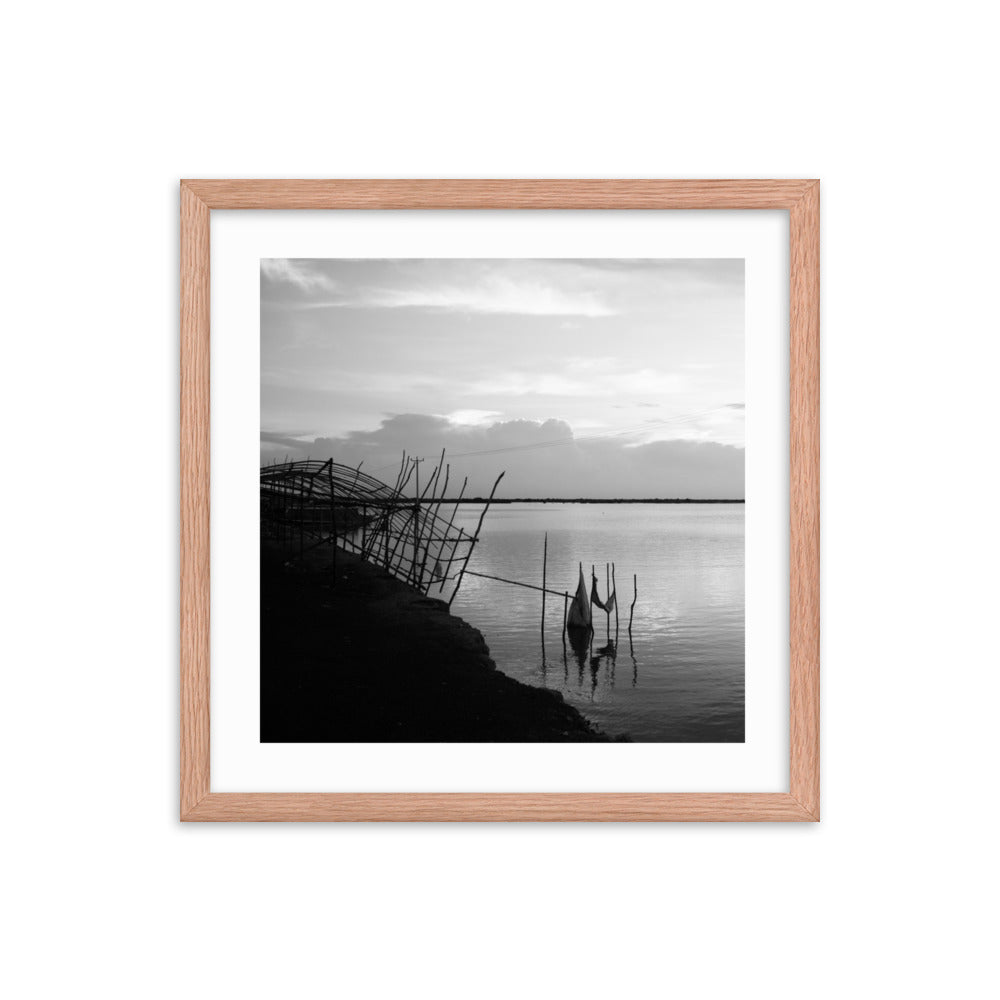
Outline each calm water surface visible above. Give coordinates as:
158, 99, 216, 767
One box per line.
450, 504, 744, 742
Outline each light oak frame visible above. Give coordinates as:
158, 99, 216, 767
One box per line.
181, 179, 819, 822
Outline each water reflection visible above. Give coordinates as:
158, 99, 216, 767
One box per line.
451, 503, 744, 742
559, 628, 625, 699
590, 641, 616, 697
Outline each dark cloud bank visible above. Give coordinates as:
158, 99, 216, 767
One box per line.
261, 414, 744, 499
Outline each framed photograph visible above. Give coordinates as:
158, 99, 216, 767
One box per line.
181, 179, 819, 821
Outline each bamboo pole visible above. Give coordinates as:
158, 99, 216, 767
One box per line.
606, 562, 610, 642
436, 476, 468, 594
417, 450, 446, 591
540, 542, 547, 672
612, 562, 619, 639
399, 456, 439, 586
591, 564, 596, 636
384, 458, 421, 577
328, 466, 336, 578
390, 451, 407, 496
396, 456, 417, 494
562, 589, 570, 686
411, 459, 421, 586
414, 451, 444, 591
629, 573, 637, 633
370, 449, 407, 563
361, 489, 399, 562
348, 459, 364, 553
427, 460, 450, 582
412, 455, 443, 588
350, 460, 364, 490
541, 532, 547, 637
448, 471, 505, 608
385, 505, 415, 579
298, 472, 305, 562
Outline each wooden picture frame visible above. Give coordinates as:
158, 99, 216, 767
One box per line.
180, 179, 819, 822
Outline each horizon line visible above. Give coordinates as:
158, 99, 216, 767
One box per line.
422, 497, 745, 504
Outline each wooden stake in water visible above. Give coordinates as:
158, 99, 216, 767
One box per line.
612, 562, 619, 638
541, 532, 548, 638
449, 471, 505, 608
606, 562, 611, 642
589, 563, 595, 642
629, 573, 637, 633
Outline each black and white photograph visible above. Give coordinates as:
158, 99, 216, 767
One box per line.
10, 0, 999, 996
260, 258, 745, 742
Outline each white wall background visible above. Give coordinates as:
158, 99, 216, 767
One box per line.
3, 2, 996, 998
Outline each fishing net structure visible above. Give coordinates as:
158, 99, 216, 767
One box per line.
260, 456, 502, 605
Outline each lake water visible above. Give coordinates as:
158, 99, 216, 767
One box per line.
450, 503, 744, 742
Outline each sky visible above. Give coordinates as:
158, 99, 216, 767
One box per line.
261, 258, 745, 498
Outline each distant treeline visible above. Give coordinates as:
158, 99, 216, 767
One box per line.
438, 497, 746, 504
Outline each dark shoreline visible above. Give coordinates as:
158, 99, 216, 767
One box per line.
260, 542, 611, 742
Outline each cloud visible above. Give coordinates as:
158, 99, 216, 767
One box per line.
465, 373, 592, 397
260, 413, 743, 498
467, 366, 685, 399
260, 430, 319, 451
260, 259, 338, 293
437, 409, 504, 427
261, 259, 618, 316
637, 403, 745, 446
362, 274, 615, 316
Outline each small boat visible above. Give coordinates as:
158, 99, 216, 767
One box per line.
566, 564, 592, 630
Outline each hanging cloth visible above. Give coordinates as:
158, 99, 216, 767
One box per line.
567, 565, 592, 629
591, 574, 616, 613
